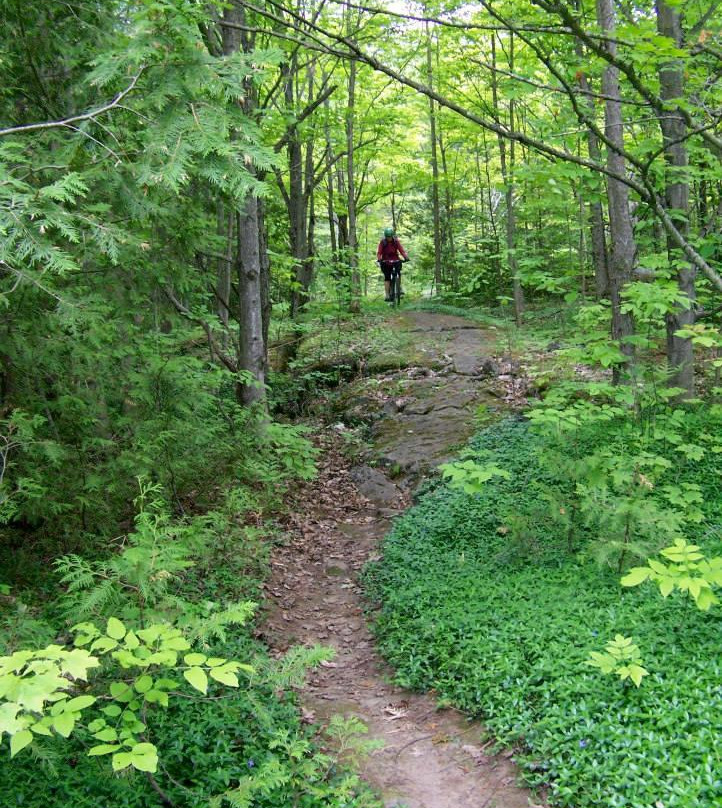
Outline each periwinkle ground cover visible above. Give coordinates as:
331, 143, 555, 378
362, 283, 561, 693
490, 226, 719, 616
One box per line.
364, 419, 722, 807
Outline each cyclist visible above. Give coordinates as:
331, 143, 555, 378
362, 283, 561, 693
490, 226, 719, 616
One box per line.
376, 227, 409, 302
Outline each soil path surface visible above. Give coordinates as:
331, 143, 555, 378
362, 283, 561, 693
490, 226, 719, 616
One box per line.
262, 312, 541, 808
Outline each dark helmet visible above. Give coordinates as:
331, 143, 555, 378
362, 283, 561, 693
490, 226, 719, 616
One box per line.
384, 227, 394, 237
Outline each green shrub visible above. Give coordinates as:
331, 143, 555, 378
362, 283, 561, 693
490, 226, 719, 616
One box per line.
365, 419, 722, 808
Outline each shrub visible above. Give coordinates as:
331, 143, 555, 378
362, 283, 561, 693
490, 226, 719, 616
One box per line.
365, 418, 722, 808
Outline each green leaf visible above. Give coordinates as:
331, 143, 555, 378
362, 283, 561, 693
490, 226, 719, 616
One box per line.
183, 653, 207, 666
162, 636, 191, 652
129, 742, 158, 773
10, 729, 33, 757
93, 727, 119, 742
628, 664, 649, 687
63, 695, 96, 713
695, 587, 717, 611
53, 711, 76, 737
183, 666, 208, 694
91, 637, 118, 653
59, 649, 101, 679
88, 744, 122, 756
658, 577, 675, 597
621, 567, 651, 587
144, 689, 169, 707
124, 632, 140, 651
106, 618, 127, 641
134, 675, 153, 694
112, 752, 134, 771
102, 704, 123, 717
209, 664, 239, 687
0, 703, 23, 735
109, 682, 134, 702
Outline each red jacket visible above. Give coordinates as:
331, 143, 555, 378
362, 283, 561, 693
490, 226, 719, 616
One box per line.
377, 237, 408, 263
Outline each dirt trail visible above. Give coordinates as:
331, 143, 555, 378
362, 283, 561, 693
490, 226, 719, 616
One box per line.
262, 312, 541, 808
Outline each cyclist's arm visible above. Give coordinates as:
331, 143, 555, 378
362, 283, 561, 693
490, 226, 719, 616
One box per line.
376, 241, 384, 261
397, 240, 409, 261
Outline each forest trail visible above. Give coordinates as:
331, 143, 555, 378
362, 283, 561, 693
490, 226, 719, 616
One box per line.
261, 311, 541, 808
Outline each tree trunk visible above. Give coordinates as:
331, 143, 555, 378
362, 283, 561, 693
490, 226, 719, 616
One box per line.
258, 197, 271, 360
216, 205, 232, 330
284, 58, 311, 318
574, 0, 609, 298
426, 21, 443, 293
438, 122, 458, 290
481, 129, 502, 282
491, 34, 524, 325
657, 0, 695, 396
236, 199, 266, 406
346, 17, 360, 313
323, 79, 338, 276
597, 0, 636, 382
222, 3, 266, 406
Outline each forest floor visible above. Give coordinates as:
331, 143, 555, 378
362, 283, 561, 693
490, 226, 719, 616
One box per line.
260, 311, 544, 808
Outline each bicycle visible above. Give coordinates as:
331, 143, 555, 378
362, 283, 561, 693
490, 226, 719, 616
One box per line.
379, 259, 406, 308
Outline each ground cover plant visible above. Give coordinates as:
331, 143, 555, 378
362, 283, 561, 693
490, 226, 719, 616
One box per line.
364, 417, 722, 808
1, 478, 382, 808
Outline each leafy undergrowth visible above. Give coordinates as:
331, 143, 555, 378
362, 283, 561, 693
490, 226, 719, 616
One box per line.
364, 419, 722, 808
2, 478, 381, 808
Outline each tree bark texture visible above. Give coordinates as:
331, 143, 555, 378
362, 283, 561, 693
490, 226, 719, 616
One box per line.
656, 0, 696, 396
596, 0, 636, 380
426, 21, 443, 292
236, 199, 266, 405
222, 2, 266, 406
346, 25, 360, 313
491, 34, 524, 325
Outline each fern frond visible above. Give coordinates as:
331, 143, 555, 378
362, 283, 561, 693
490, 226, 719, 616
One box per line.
266, 644, 334, 690
55, 554, 99, 592
184, 600, 255, 644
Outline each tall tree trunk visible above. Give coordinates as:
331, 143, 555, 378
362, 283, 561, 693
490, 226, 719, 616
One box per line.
323, 80, 338, 264
426, 21, 443, 293
285, 58, 311, 318
346, 19, 360, 313
481, 129, 502, 282
222, 2, 266, 406
438, 123, 458, 290
597, 0, 636, 382
474, 138, 486, 240
577, 182, 588, 298
258, 198, 271, 359
216, 205, 232, 330
236, 201, 266, 405
574, 0, 609, 298
657, 0, 695, 396
491, 34, 524, 325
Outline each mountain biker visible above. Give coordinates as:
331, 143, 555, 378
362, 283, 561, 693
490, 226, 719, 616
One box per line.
376, 227, 409, 302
